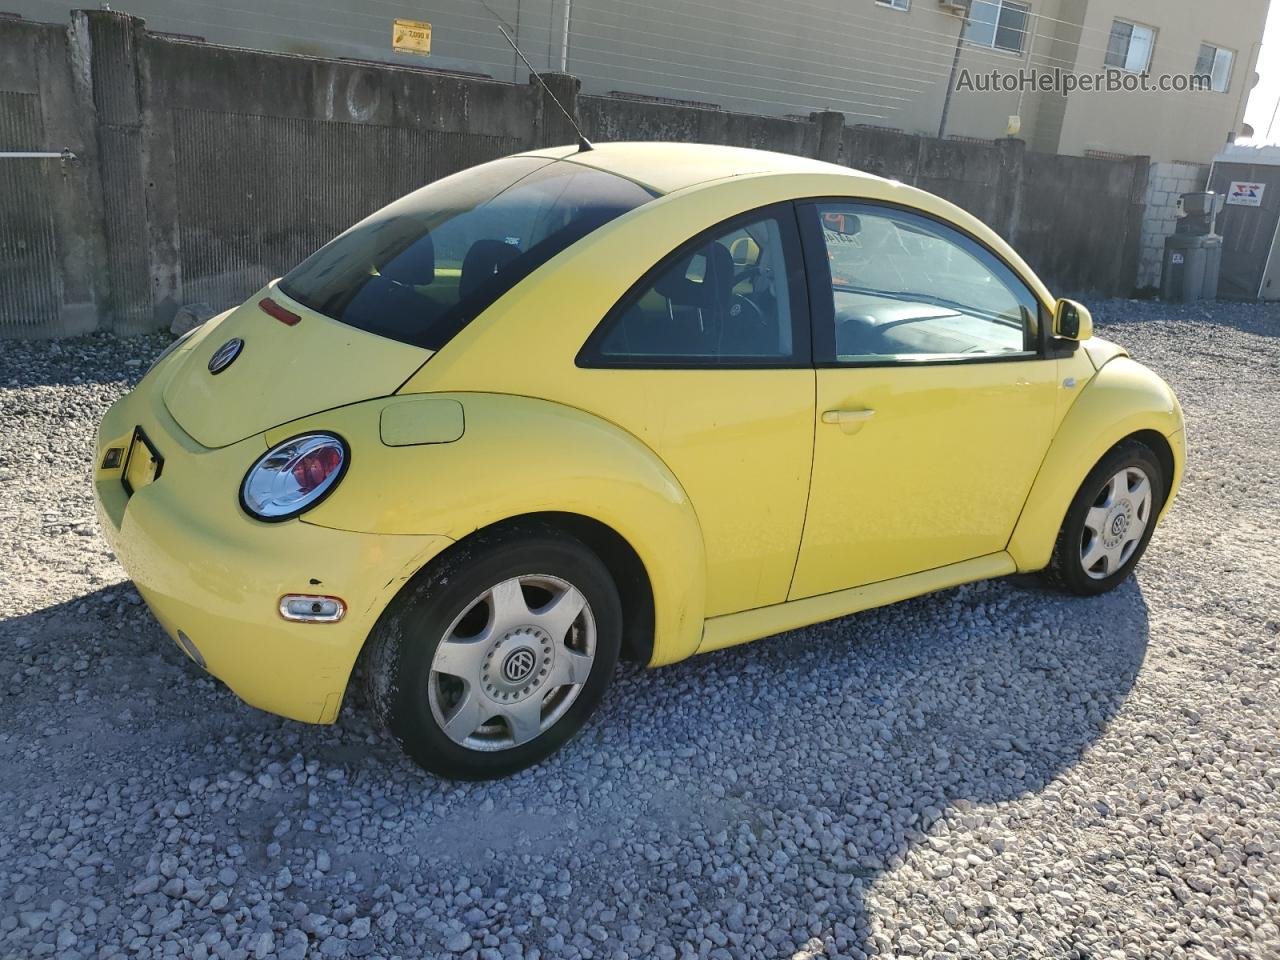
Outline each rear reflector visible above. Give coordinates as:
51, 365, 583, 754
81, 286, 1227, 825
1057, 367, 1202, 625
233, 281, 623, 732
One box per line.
279, 595, 346, 623
259, 297, 301, 326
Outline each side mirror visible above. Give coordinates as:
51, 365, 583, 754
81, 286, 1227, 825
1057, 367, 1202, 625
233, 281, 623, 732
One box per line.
1053, 298, 1093, 341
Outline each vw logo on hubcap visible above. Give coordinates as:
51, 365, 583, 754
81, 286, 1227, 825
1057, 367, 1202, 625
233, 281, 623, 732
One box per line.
1111, 514, 1128, 537
502, 648, 537, 685
208, 338, 244, 375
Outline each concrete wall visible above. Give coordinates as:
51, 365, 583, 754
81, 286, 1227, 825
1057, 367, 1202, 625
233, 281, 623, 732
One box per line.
0, 18, 103, 337
1137, 161, 1210, 290
0, 10, 1151, 337
4, 0, 1268, 165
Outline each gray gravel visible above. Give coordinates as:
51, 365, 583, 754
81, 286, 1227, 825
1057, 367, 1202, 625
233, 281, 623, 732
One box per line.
1, 300, 1279, 959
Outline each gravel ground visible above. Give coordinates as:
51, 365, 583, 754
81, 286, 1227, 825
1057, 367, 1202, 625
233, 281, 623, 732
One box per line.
1, 300, 1278, 960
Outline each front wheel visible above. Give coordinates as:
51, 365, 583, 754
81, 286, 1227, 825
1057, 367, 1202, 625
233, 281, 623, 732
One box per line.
1045, 440, 1166, 596
363, 525, 622, 779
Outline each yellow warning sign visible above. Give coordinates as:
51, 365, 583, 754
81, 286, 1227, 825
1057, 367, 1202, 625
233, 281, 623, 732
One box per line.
392, 19, 431, 56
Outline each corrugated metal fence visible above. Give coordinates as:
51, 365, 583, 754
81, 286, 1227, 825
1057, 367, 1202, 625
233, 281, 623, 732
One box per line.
0, 93, 64, 334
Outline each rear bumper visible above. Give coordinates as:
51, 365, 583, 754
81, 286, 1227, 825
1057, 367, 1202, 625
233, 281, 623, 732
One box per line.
94, 363, 450, 724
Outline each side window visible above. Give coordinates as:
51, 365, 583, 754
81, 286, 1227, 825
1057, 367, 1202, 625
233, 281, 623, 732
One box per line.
580, 207, 807, 366
809, 202, 1040, 364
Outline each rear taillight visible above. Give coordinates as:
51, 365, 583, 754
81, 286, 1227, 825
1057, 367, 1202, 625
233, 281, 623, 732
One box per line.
291, 444, 343, 494
259, 297, 301, 326
241, 433, 348, 521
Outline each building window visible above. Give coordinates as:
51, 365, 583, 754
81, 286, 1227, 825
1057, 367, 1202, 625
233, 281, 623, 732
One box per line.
1104, 20, 1156, 73
1196, 43, 1235, 93
964, 0, 1031, 54
875, 0, 909, 9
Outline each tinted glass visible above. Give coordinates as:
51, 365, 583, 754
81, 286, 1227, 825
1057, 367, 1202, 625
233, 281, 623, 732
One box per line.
279, 157, 656, 349
814, 203, 1039, 362
1105, 21, 1133, 67
994, 2, 1029, 53
585, 210, 804, 365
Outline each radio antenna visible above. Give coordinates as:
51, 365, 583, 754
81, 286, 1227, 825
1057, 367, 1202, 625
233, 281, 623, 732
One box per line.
486, 14, 593, 152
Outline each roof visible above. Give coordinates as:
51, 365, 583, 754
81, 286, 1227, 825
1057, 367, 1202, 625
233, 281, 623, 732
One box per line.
521, 141, 876, 195
1214, 140, 1280, 167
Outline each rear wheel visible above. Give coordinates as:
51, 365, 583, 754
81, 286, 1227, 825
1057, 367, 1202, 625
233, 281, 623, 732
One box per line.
1045, 440, 1165, 596
364, 525, 621, 779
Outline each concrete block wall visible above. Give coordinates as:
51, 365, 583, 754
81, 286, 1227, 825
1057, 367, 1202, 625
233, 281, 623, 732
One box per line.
1137, 162, 1210, 291
0, 9, 1153, 337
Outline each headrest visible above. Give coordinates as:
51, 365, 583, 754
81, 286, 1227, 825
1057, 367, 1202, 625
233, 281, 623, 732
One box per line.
654, 242, 733, 308
460, 238, 520, 302
730, 235, 761, 267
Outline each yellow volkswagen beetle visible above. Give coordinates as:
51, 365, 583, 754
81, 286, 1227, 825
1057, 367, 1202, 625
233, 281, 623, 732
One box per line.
94, 143, 1184, 779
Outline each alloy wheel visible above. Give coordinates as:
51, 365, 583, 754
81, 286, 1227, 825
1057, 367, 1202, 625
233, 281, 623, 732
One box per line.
1079, 466, 1153, 580
427, 574, 596, 751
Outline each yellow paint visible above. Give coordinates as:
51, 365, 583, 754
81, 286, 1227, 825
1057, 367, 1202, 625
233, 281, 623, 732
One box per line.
790, 360, 1057, 599
392, 18, 431, 55
93, 143, 1185, 726
267, 393, 708, 666
1007, 356, 1185, 571
163, 287, 430, 449
95, 352, 450, 723
702, 553, 1016, 653
378, 396, 465, 447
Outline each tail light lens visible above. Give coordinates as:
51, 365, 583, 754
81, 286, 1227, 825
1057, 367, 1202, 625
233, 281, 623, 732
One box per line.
241, 433, 348, 521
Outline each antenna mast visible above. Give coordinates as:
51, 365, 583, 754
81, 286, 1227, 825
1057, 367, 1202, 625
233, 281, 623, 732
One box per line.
494, 23, 593, 152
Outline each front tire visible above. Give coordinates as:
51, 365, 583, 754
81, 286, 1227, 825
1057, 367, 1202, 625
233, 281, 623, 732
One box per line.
1045, 440, 1165, 596
364, 524, 622, 779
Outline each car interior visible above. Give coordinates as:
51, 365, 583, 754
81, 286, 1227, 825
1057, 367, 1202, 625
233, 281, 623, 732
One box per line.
596, 218, 794, 361
822, 211, 1032, 360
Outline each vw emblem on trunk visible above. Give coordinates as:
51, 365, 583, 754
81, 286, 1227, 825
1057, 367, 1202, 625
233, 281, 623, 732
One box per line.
208, 338, 243, 375
502, 648, 537, 685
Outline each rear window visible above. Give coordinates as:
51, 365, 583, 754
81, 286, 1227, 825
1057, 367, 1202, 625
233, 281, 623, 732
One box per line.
279, 157, 657, 349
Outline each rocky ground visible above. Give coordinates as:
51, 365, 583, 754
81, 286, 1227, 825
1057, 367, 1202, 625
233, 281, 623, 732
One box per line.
1, 300, 1278, 959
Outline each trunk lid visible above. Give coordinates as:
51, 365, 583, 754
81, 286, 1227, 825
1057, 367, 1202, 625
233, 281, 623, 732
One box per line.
163, 283, 431, 448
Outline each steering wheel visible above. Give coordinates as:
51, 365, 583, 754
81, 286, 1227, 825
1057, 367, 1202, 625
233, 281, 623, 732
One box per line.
726, 293, 768, 326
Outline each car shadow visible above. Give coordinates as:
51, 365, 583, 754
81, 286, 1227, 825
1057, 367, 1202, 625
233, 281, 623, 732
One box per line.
1, 574, 1148, 958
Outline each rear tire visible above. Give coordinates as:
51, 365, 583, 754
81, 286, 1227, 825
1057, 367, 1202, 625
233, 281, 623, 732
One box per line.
1045, 440, 1165, 596
363, 523, 622, 780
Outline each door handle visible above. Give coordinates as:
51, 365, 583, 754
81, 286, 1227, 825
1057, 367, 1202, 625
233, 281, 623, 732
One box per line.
821, 408, 876, 434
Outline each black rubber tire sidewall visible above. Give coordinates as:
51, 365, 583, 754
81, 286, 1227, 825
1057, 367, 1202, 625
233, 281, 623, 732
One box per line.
365, 527, 622, 780
1048, 440, 1166, 596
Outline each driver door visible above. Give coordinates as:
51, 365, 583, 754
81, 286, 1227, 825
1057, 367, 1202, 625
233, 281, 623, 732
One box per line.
789, 200, 1058, 599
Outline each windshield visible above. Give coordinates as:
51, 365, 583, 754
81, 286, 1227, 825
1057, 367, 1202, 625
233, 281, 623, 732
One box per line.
278, 156, 657, 349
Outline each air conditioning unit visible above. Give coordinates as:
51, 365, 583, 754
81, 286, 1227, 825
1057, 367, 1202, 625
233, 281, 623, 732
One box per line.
938, 0, 968, 14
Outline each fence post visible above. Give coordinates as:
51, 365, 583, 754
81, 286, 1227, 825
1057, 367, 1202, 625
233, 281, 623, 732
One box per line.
533, 72, 583, 149
71, 9, 166, 333
992, 137, 1026, 244
811, 111, 845, 165
1119, 155, 1152, 298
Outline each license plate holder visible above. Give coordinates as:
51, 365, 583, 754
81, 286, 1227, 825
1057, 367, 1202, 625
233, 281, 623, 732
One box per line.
122, 427, 164, 497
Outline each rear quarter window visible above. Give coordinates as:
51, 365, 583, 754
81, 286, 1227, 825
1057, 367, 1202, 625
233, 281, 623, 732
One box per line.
279, 157, 657, 350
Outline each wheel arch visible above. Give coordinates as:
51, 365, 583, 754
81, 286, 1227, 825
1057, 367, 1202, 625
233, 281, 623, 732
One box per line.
416, 511, 659, 667
1009, 358, 1185, 572
293, 391, 710, 673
